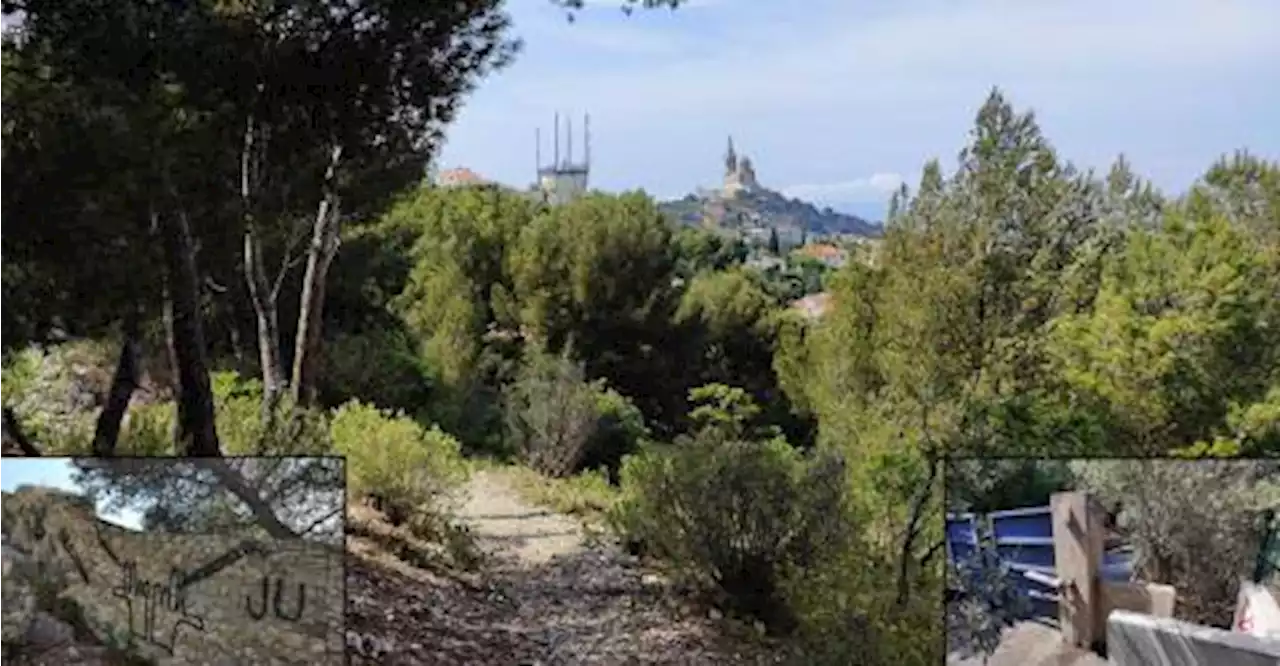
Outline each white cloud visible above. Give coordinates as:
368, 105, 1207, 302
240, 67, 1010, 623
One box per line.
782, 173, 905, 203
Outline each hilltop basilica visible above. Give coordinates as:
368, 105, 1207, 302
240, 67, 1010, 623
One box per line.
722, 136, 759, 197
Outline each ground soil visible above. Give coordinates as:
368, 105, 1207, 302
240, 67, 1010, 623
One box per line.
345, 469, 788, 665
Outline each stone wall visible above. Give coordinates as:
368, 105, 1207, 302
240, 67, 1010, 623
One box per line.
2, 487, 345, 665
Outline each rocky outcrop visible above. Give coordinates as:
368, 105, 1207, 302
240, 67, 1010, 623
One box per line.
1, 487, 345, 665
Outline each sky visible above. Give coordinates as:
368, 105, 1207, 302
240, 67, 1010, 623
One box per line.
437, 0, 1280, 221
0, 458, 143, 530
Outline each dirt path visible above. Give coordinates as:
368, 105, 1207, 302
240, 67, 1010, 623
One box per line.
346, 468, 789, 664
455, 469, 588, 566
442, 468, 788, 665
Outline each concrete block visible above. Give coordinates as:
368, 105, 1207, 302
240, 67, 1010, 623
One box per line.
1104, 581, 1177, 619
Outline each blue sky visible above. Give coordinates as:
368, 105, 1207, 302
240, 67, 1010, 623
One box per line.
0, 458, 143, 529
437, 0, 1280, 220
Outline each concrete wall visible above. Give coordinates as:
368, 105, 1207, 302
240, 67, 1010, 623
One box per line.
1, 486, 345, 665
1107, 610, 1280, 666
1103, 582, 1177, 620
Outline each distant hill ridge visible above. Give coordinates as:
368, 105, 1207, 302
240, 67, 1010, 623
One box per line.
657, 136, 882, 238
658, 186, 881, 237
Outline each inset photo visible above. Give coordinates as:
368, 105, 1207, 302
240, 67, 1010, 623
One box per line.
945, 458, 1280, 666
1, 456, 346, 665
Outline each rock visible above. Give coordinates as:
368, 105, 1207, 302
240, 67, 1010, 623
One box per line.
26, 611, 76, 647
2, 541, 38, 642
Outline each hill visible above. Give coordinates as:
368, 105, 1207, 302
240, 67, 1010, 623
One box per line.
657, 136, 883, 238
658, 185, 882, 238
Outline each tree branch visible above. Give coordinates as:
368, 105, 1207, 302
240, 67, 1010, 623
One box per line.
191, 457, 297, 540
298, 505, 345, 537
897, 456, 938, 606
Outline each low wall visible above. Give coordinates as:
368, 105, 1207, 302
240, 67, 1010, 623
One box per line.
1107, 610, 1280, 666
1103, 582, 1177, 620
1, 486, 345, 665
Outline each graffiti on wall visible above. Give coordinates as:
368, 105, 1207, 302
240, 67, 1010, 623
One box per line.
1, 487, 344, 665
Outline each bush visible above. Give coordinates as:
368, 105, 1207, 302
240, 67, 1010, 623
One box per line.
1, 342, 114, 451
318, 329, 432, 413
609, 435, 852, 634
946, 458, 1075, 514
503, 346, 648, 478
330, 400, 468, 530
944, 540, 1034, 660
208, 371, 269, 454
580, 386, 649, 481
0, 347, 43, 407
110, 371, 330, 455
1071, 459, 1280, 627
785, 543, 942, 666
117, 402, 176, 455
503, 346, 599, 476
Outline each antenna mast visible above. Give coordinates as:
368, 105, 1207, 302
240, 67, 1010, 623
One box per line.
567, 115, 574, 165
553, 112, 560, 168
584, 113, 591, 169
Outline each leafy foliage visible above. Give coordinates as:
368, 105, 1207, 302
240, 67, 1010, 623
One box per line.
610, 433, 853, 634
502, 345, 648, 478
1071, 460, 1280, 627
946, 541, 1034, 659
330, 400, 468, 528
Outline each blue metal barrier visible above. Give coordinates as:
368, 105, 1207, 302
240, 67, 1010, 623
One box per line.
947, 504, 1135, 620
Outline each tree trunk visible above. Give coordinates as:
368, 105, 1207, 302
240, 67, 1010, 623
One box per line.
245, 226, 286, 442
91, 316, 141, 457
290, 143, 343, 408
158, 204, 221, 457
240, 113, 288, 438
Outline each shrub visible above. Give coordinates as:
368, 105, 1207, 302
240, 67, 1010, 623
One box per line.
503, 346, 647, 478
943, 540, 1033, 661
318, 329, 432, 413
118, 402, 175, 455
208, 371, 269, 454
580, 386, 649, 480
0, 347, 43, 406
1071, 459, 1280, 627
785, 543, 942, 666
609, 435, 852, 634
330, 400, 468, 530
110, 371, 330, 455
1, 342, 113, 451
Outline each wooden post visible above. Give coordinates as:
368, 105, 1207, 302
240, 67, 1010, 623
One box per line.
1051, 491, 1107, 649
